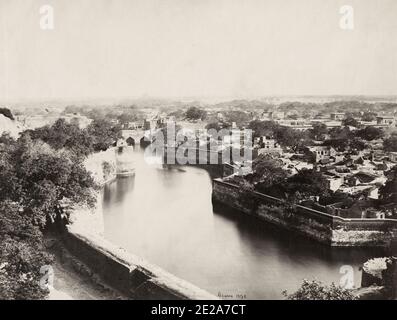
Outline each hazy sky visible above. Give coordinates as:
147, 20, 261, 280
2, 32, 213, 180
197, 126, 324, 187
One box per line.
1, 0, 397, 101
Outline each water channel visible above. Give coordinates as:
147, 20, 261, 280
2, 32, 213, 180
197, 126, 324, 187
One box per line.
102, 146, 381, 299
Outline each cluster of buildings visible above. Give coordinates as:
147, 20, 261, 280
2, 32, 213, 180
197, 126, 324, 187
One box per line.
115, 108, 396, 219
214, 110, 396, 219
251, 134, 395, 192
257, 111, 396, 131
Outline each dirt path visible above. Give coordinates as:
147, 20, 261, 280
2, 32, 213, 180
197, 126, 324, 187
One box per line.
45, 236, 127, 300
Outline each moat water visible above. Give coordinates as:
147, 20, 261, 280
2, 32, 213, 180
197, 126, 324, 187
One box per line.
102, 146, 382, 299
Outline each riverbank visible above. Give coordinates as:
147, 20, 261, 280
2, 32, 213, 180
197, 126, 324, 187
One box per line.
212, 178, 397, 247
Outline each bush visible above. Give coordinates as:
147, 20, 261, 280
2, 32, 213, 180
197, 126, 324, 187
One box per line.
0, 201, 53, 300
283, 279, 357, 300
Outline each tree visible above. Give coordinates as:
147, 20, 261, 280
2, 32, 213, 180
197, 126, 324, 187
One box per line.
1, 138, 98, 226
25, 118, 94, 158
0, 132, 15, 145
349, 137, 367, 151
309, 123, 328, 141
384, 133, 397, 152
0, 201, 47, 298
0, 107, 14, 120
252, 154, 287, 185
356, 126, 384, 141
325, 127, 355, 152
87, 119, 121, 151
274, 126, 312, 152
329, 126, 353, 140
379, 166, 397, 204
319, 191, 355, 206
282, 169, 330, 202
0, 115, 111, 299
0, 237, 53, 300
248, 120, 278, 138
361, 112, 377, 122
185, 106, 207, 121
0, 200, 54, 300
26, 117, 122, 156
342, 116, 360, 128
283, 279, 357, 300
0, 133, 99, 299
117, 112, 138, 124
224, 111, 251, 127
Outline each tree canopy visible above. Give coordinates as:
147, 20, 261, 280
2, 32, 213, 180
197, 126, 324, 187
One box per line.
384, 133, 397, 152
309, 123, 328, 141
342, 116, 360, 128
87, 118, 122, 151
280, 168, 330, 202
379, 166, 397, 205
185, 106, 207, 121
248, 120, 278, 138
252, 154, 287, 185
283, 280, 356, 300
0, 122, 100, 299
24, 118, 94, 158
356, 126, 384, 141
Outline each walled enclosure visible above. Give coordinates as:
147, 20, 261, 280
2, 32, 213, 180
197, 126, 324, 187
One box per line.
212, 179, 397, 247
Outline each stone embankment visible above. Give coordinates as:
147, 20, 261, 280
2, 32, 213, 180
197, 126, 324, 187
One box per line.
212, 178, 397, 247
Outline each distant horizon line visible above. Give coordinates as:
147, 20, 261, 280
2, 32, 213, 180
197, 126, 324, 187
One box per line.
2, 94, 397, 106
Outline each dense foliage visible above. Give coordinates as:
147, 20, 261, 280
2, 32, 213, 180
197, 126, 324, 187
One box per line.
379, 166, 397, 205
63, 104, 145, 123
0, 201, 53, 299
248, 120, 313, 151
23, 118, 121, 157
0, 115, 110, 299
86, 118, 122, 151
247, 118, 386, 153
384, 133, 397, 152
226, 156, 328, 203
251, 154, 287, 185
283, 279, 357, 300
185, 106, 207, 121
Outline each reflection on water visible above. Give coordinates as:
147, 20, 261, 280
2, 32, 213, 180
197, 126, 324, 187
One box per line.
102, 147, 383, 299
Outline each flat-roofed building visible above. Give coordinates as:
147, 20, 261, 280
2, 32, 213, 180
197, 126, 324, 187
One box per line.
376, 116, 395, 126
330, 112, 345, 120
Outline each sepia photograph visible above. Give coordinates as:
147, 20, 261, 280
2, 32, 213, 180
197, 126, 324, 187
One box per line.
1, 0, 397, 311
